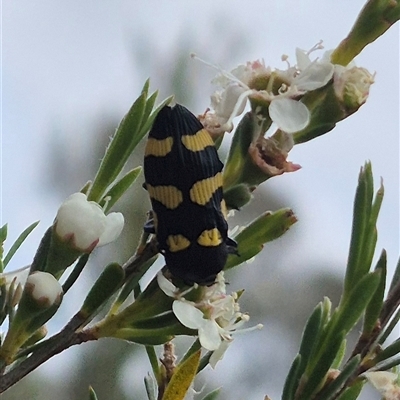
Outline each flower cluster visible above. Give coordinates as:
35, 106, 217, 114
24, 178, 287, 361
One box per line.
197, 42, 373, 140
157, 271, 262, 368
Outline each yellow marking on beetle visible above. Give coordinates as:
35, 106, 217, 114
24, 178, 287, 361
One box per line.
220, 199, 228, 220
197, 228, 222, 247
145, 136, 173, 157
181, 129, 214, 152
153, 211, 158, 232
189, 173, 223, 206
167, 234, 191, 252
147, 185, 183, 209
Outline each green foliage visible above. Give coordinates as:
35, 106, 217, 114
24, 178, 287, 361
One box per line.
3, 222, 39, 269
225, 208, 297, 270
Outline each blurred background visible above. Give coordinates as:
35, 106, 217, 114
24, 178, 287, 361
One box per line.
2, 1, 399, 399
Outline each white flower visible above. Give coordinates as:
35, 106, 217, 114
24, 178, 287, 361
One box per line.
54, 192, 124, 252
201, 43, 335, 135
158, 271, 260, 367
25, 271, 63, 308
365, 371, 400, 400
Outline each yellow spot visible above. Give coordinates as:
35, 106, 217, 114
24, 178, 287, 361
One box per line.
145, 136, 173, 157
167, 234, 191, 252
220, 199, 228, 220
190, 173, 223, 205
181, 129, 214, 152
147, 185, 183, 209
197, 228, 222, 247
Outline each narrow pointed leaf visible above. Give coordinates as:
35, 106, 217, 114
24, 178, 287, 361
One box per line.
375, 337, 400, 363
162, 350, 201, 400
89, 386, 98, 400
298, 302, 324, 369
80, 263, 125, 319
379, 307, 400, 345
335, 381, 363, 400
316, 355, 360, 400
337, 271, 381, 336
343, 163, 373, 300
138, 95, 173, 140
3, 221, 40, 268
298, 331, 345, 400
363, 250, 386, 334
282, 354, 302, 400
101, 167, 142, 212
62, 254, 90, 294
88, 90, 147, 202
225, 209, 297, 270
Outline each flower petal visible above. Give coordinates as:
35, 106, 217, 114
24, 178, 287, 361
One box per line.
294, 61, 334, 91
269, 98, 310, 133
198, 320, 221, 351
97, 212, 124, 246
209, 340, 231, 368
173, 300, 204, 329
157, 272, 177, 297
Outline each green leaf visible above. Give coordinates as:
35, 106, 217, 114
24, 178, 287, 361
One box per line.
162, 350, 201, 400
101, 167, 142, 212
283, 303, 326, 400
88, 91, 147, 202
343, 163, 374, 301
88, 386, 98, 400
331, 0, 400, 66
335, 380, 363, 400
3, 221, 40, 268
315, 355, 360, 400
223, 184, 252, 210
379, 307, 400, 345
137, 96, 173, 142
223, 112, 259, 191
112, 255, 158, 313
375, 337, 400, 364
337, 271, 381, 336
298, 303, 324, 370
363, 250, 386, 335
80, 263, 125, 319
225, 208, 297, 270
282, 354, 302, 400
298, 331, 345, 400
0, 224, 7, 244
331, 338, 347, 370
146, 346, 161, 385
0, 224, 7, 273
62, 254, 90, 294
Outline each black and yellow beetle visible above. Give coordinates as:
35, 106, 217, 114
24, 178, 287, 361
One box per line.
143, 104, 236, 285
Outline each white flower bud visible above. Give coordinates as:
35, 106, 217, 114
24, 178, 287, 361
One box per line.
54, 192, 124, 252
25, 271, 63, 308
